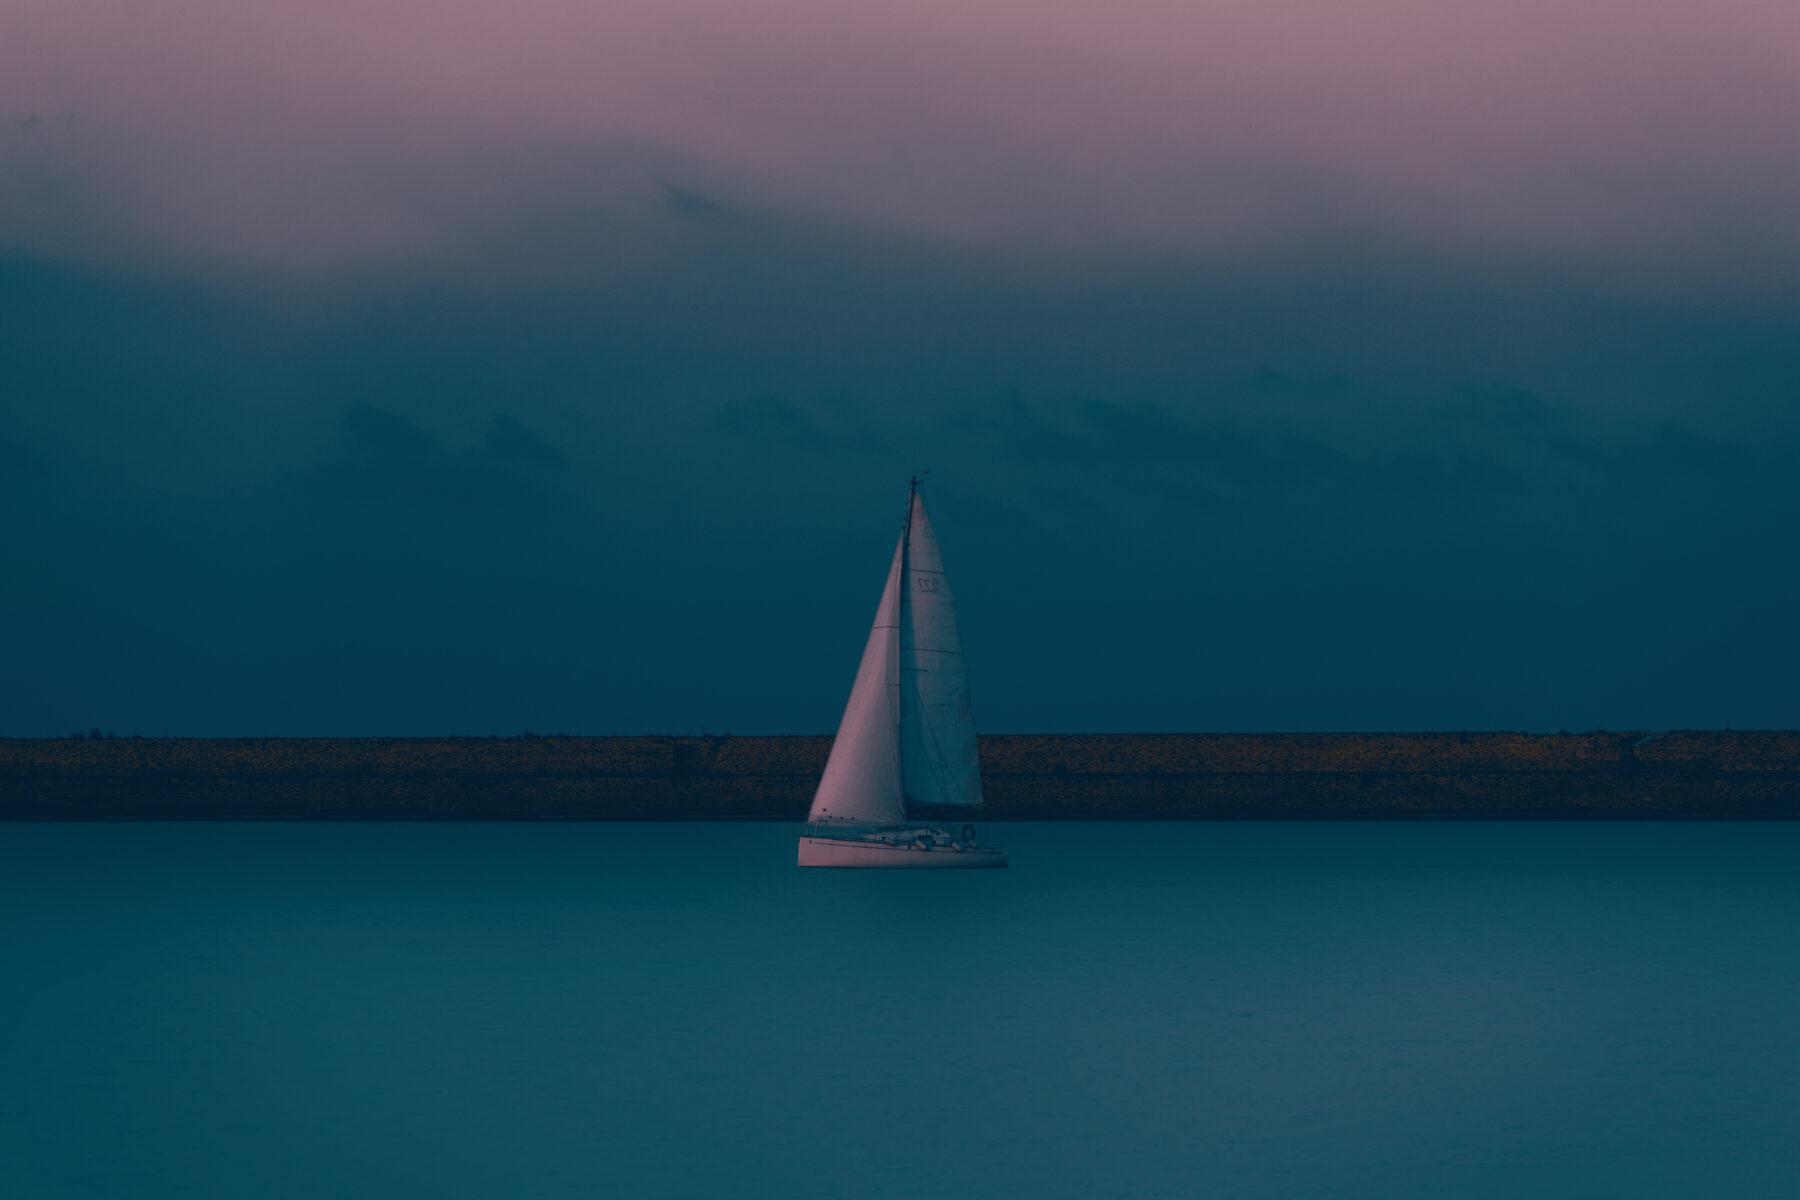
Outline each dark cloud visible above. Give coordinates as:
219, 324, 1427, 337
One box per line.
660, 183, 728, 221
1246, 369, 1370, 404
715, 394, 886, 454
1636, 424, 1754, 480
0, 432, 42, 474
288, 405, 569, 517
1439, 385, 1570, 431
484, 414, 565, 466
342, 404, 439, 458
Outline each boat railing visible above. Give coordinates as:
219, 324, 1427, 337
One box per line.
800, 822, 966, 844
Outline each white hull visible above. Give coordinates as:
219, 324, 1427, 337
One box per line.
798, 836, 1007, 869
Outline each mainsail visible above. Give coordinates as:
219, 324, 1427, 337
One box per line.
806, 483, 984, 825
898, 491, 984, 809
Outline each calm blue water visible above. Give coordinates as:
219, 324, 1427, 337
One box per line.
2, 823, 1796, 1199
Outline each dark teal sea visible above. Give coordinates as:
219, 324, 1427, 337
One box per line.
3, 823, 1796, 1199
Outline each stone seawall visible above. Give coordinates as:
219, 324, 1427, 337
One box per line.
4, 732, 1799, 819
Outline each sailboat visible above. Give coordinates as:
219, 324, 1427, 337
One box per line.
798, 479, 1007, 868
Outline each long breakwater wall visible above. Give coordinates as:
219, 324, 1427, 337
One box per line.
4, 732, 1800, 819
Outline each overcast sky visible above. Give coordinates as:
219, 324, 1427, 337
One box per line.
5, 0, 1800, 734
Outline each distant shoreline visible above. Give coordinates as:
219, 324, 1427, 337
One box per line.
5, 732, 1799, 820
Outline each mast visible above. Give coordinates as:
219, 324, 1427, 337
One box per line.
897, 476, 918, 815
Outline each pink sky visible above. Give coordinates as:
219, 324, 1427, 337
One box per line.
6, 0, 1799, 278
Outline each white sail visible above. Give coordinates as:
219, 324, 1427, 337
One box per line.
899, 490, 985, 809
805, 533, 907, 826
